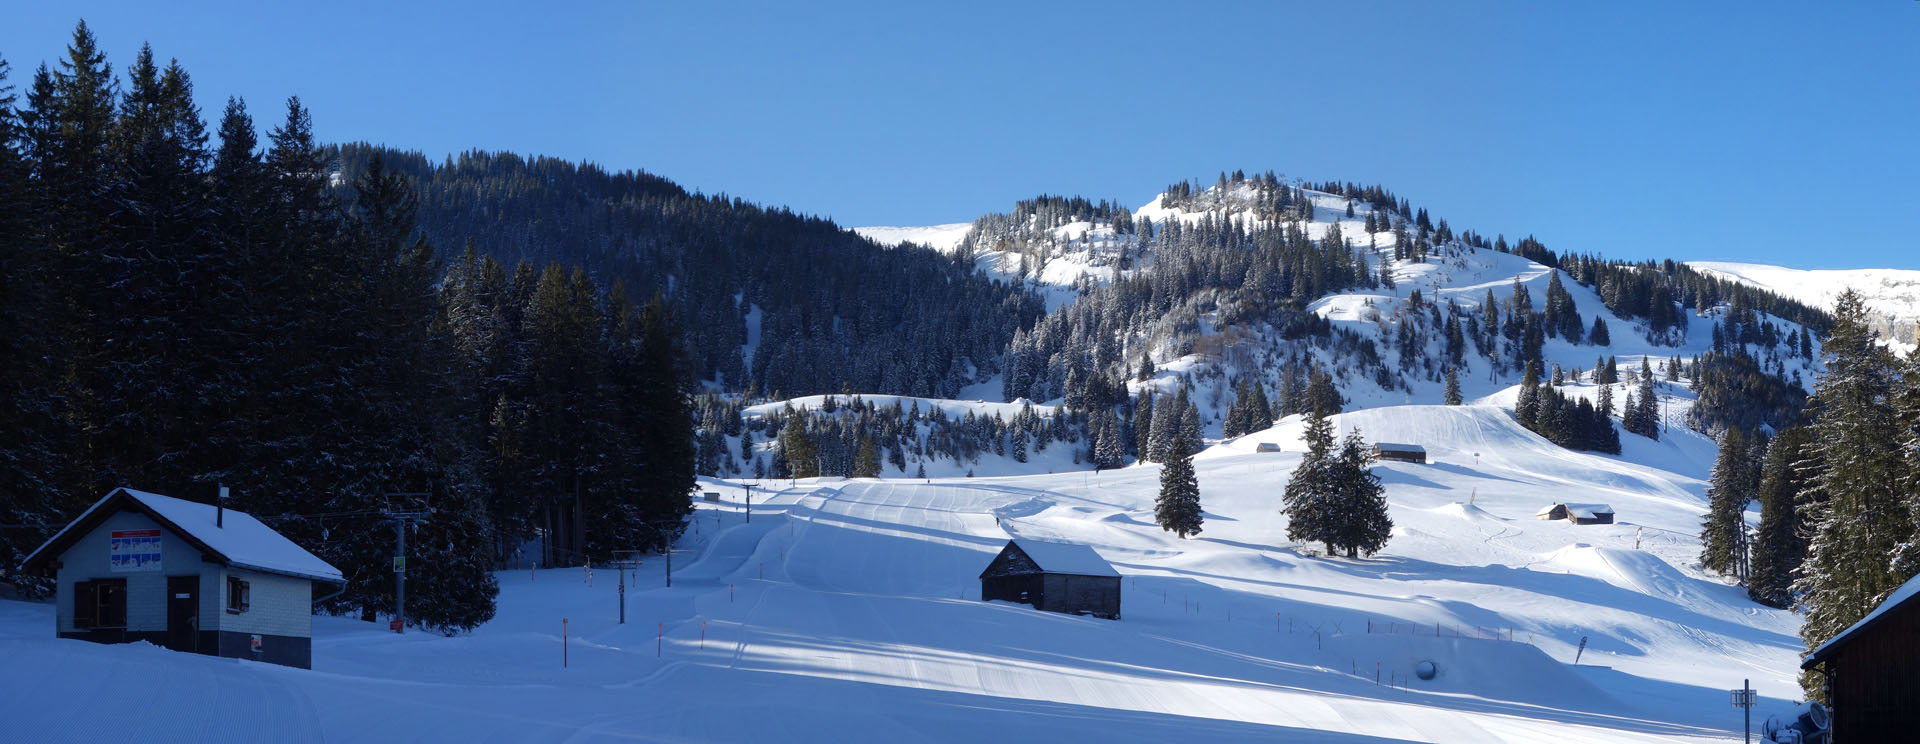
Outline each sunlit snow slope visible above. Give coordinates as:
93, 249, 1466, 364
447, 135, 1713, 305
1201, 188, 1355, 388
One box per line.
2, 404, 1798, 741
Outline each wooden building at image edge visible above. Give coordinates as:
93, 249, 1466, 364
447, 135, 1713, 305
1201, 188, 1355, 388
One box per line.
1802, 572, 1920, 741
979, 539, 1121, 619
21, 487, 345, 669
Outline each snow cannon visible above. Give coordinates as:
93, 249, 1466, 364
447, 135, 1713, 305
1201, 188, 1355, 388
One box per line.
1762, 701, 1828, 744
1414, 660, 1437, 681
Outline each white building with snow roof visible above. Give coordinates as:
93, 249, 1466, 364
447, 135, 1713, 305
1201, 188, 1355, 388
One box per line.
22, 487, 344, 669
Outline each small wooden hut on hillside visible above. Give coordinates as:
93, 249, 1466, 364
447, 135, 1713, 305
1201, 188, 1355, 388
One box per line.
979, 539, 1120, 619
1371, 443, 1427, 464
1534, 503, 1615, 525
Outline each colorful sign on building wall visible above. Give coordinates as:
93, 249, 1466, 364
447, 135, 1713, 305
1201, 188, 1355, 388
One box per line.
109, 529, 162, 572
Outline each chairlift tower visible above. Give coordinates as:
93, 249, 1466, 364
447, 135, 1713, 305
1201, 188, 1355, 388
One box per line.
383, 493, 431, 634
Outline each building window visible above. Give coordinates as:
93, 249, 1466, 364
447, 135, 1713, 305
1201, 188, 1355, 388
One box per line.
226, 576, 250, 614
73, 579, 127, 629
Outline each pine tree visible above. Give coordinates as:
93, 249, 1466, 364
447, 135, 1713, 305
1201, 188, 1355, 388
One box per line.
781, 414, 819, 478
1177, 389, 1203, 454
1155, 437, 1203, 538
853, 435, 880, 478
1284, 407, 1338, 554
1589, 316, 1611, 346
1443, 367, 1463, 406
1889, 346, 1920, 576
1331, 429, 1392, 558
1093, 409, 1126, 471
0, 51, 79, 590
1700, 427, 1751, 577
1147, 392, 1179, 463
1304, 366, 1344, 415
1516, 360, 1542, 429
1795, 289, 1907, 699
1131, 391, 1154, 460
1750, 427, 1813, 608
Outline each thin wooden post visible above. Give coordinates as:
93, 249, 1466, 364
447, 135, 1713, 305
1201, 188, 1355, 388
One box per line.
563, 618, 569, 668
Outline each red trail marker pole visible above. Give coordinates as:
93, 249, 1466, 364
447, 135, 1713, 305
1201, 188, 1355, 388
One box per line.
563, 618, 569, 668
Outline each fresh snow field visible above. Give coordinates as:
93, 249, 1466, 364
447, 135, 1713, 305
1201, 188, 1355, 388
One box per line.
1, 402, 1799, 742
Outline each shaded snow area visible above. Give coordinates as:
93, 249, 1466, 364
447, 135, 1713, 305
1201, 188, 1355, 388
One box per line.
2, 403, 1801, 742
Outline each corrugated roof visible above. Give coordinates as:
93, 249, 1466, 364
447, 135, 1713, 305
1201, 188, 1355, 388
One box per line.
24, 487, 344, 583
1011, 539, 1119, 577
1373, 442, 1426, 453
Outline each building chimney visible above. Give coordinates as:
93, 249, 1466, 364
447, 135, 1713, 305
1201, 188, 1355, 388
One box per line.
217, 484, 227, 528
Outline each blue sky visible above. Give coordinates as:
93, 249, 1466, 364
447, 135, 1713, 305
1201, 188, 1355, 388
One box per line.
4, 1, 1915, 268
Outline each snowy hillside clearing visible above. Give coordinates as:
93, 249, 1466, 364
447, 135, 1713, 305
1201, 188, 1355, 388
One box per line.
2, 402, 1798, 742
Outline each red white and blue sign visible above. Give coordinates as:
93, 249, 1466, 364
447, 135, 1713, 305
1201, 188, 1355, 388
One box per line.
109, 529, 162, 572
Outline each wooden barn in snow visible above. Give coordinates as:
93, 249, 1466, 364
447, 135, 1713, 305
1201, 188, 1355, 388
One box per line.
1802, 572, 1920, 741
979, 539, 1120, 619
1371, 443, 1427, 464
1535, 503, 1616, 525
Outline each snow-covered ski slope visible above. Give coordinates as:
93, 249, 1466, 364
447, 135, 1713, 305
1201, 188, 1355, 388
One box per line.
2, 404, 1798, 742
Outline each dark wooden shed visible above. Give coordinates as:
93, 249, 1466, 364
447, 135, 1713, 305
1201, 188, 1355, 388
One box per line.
1534, 503, 1616, 525
979, 539, 1120, 620
1802, 573, 1920, 741
1371, 442, 1427, 464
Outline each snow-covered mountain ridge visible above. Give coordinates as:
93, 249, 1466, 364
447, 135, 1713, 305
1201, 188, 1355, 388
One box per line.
1687, 261, 1920, 345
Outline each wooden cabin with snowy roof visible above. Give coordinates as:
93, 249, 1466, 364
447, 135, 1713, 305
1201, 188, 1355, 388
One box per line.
21, 487, 345, 669
979, 539, 1121, 619
1371, 442, 1427, 464
1802, 571, 1920, 741
1535, 503, 1616, 525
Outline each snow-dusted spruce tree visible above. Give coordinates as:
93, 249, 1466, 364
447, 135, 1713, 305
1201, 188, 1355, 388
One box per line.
1699, 427, 1753, 578
1443, 367, 1463, 406
1516, 360, 1543, 429
1155, 437, 1202, 538
853, 435, 880, 478
1303, 366, 1345, 415
1131, 391, 1155, 461
1750, 426, 1813, 608
780, 414, 819, 478
1092, 409, 1126, 471
1330, 429, 1392, 558
1285, 407, 1338, 555
1795, 290, 1909, 699
1890, 346, 1920, 577
1177, 391, 1203, 453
